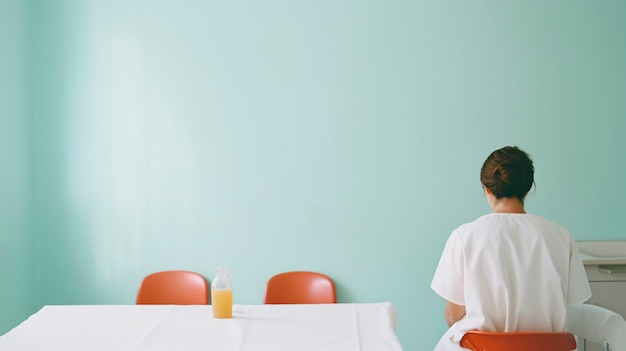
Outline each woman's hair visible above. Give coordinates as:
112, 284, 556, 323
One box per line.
480, 146, 534, 201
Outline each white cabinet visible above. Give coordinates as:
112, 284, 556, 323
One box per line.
585, 265, 626, 318
576, 241, 626, 351
579, 264, 626, 351
576, 241, 626, 318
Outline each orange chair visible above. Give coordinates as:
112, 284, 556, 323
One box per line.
263, 271, 336, 304
136, 270, 209, 305
459, 331, 577, 351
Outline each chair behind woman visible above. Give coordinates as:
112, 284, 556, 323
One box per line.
460, 331, 576, 351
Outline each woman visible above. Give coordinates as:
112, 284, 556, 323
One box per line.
431, 146, 591, 351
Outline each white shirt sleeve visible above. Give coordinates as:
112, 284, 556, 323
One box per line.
567, 238, 592, 305
431, 230, 465, 306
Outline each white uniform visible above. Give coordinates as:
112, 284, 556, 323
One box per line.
431, 213, 591, 351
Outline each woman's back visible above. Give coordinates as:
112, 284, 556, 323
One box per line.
431, 213, 590, 351
430, 146, 591, 351
452, 213, 587, 332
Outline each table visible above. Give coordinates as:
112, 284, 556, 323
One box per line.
0, 302, 403, 351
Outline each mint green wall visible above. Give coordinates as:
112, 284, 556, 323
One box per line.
4, 1, 626, 350
0, 0, 37, 333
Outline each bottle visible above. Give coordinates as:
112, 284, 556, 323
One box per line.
211, 267, 233, 318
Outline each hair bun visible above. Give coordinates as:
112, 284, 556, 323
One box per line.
495, 163, 522, 185
481, 146, 534, 200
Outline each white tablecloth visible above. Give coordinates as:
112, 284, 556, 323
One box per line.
0, 302, 403, 351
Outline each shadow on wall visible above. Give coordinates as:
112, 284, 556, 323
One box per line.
334, 281, 357, 303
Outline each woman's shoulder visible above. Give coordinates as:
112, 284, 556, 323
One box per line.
450, 214, 498, 236
458, 213, 506, 228
454, 213, 571, 236
525, 213, 571, 233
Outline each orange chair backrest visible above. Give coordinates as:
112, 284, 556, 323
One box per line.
136, 270, 209, 305
263, 271, 336, 304
460, 331, 577, 351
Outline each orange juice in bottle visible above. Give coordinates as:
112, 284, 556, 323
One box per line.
211, 267, 232, 318
211, 289, 233, 318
